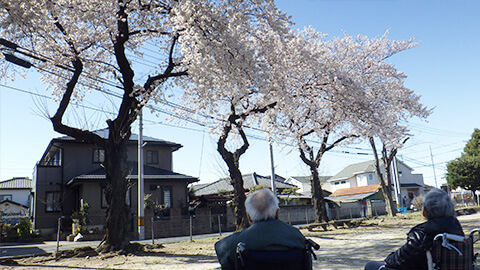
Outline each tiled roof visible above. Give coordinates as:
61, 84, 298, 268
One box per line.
0, 177, 32, 189
327, 192, 379, 203
0, 199, 29, 209
401, 183, 423, 188
289, 176, 331, 184
67, 163, 198, 185
194, 173, 296, 196
329, 184, 381, 197
289, 176, 311, 184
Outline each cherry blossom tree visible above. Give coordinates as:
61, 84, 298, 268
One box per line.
343, 33, 432, 216
171, 1, 292, 230
265, 29, 367, 223
268, 30, 430, 222
0, 0, 289, 250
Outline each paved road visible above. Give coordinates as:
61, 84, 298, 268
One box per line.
0, 232, 231, 259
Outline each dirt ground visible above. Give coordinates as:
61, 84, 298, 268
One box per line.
1, 212, 479, 270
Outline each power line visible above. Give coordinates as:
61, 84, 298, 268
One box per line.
0, 83, 117, 117
2, 40, 462, 164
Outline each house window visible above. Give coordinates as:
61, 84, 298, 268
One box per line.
146, 150, 158, 164
101, 187, 108, 208
0, 194, 12, 201
154, 186, 172, 220
368, 174, 373, 182
126, 188, 131, 207
45, 149, 62, 166
45, 192, 61, 212
93, 149, 105, 163
340, 181, 346, 184
163, 186, 172, 208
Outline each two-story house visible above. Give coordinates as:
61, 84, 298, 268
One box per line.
32, 129, 198, 236
327, 159, 425, 203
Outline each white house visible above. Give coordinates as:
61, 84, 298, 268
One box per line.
327, 160, 425, 203
284, 176, 332, 196
284, 176, 311, 194
0, 177, 32, 224
0, 177, 32, 207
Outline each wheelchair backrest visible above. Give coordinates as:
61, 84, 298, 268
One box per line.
235, 239, 317, 270
429, 233, 475, 270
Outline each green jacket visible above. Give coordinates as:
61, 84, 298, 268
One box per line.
214, 219, 310, 270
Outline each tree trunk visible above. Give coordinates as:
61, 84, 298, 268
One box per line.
217, 118, 250, 231
310, 166, 329, 223
98, 130, 132, 252
298, 144, 328, 223
225, 159, 249, 231
369, 137, 397, 217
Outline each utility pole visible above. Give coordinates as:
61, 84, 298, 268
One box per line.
138, 108, 145, 240
392, 156, 401, 208
429, 146, 438, 188
269, 138, 276, 196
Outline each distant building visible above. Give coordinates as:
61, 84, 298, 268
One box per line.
327, 160, 425, 203
0, 177, 32, 224
284, 175, 332, 195
328, 184, 383, 203
193, 172, 294, 196
0, 177, 32, 208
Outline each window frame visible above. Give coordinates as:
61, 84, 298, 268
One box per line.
146, 150, 159, 165
101, 186, 108, 209
93, 149, 105, 164
162, 186, 172, 208
44, 148, 62, 166
45, 191, 61, 212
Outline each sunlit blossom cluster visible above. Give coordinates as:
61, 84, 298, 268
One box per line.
0, 0, 429, 153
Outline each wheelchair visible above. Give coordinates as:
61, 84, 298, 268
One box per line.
426, 228, 480, 270
235, 239, 320, 270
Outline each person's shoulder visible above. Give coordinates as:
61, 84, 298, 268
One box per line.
274, 220, 306, 238
215, 231, 241, 250
409, 221, 427, 233
407, 221, 428, 240
273, 219, 301, 230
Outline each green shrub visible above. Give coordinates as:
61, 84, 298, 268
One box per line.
16, 218, 32, 238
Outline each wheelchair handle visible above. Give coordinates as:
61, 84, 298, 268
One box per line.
306, 239, 320, 250
434, 233, 467, 242
469, 228, 480, 238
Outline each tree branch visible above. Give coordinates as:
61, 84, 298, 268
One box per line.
238, 101, 277, 119
234, 122, 249, 159
50, 58, 106, 148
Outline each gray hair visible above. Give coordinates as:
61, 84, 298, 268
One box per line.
245, 189, 279, 222
422, 188, 456, 220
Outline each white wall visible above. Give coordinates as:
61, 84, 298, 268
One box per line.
0, 189, 30, 206
285, 178, 311, 194
357, 174, 368, 186
330, 178, 354, 192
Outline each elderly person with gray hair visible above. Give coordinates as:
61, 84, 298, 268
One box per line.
215, 188, 310, 270
364, 188, 464, 270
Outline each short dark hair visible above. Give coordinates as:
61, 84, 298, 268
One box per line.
422, 188, 455, 220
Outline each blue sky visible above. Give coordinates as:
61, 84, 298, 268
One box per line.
1, 0, 479, 188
